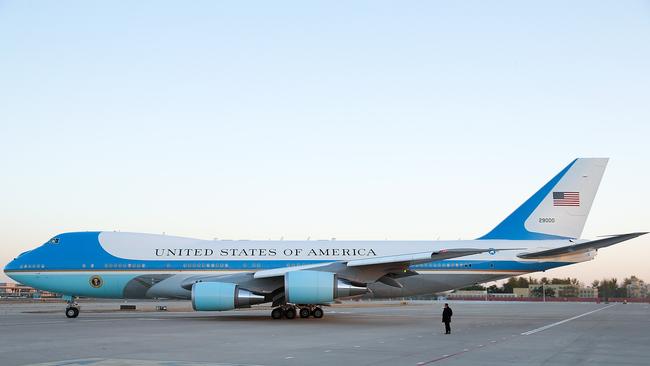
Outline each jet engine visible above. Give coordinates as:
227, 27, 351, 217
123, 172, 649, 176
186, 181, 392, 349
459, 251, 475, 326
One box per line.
284, 270, 367, 304
191, 282, 266, 311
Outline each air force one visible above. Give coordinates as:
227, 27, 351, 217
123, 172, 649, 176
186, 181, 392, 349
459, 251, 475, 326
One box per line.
4, 158, 646, 319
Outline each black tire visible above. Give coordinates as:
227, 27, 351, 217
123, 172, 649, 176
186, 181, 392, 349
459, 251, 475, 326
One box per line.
312, 307, 324, 319
65, 307, 79, 318
284, 307, 296, 319
299, 307, 311, 318
271, 307, 283, 319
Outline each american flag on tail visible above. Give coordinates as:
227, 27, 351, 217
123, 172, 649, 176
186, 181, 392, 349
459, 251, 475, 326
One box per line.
553, 192, 580, 206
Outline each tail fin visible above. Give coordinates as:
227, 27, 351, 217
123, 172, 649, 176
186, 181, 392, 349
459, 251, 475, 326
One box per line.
479, 158, 609, 240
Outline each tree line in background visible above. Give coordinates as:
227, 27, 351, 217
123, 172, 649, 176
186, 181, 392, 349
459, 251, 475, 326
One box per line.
460, 275, 646, 298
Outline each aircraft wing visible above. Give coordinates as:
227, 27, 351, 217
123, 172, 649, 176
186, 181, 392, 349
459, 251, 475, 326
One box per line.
517, 232, 647, 259
253, 248, 497, 284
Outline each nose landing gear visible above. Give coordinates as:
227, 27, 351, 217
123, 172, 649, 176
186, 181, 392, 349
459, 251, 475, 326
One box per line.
64, 296, 80, 318
65, 306, 79, 318
270, 304, 324, 319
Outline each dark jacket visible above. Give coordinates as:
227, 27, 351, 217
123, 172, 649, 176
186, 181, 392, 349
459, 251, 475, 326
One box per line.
442, 307, 453, 323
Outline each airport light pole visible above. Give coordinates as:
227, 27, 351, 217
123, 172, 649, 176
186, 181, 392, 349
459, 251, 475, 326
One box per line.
542, 283, 546, 303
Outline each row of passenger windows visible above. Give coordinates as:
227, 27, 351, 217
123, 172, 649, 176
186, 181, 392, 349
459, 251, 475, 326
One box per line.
20, 262, 497, 271
17, 262, 492, 270
104, 263, 145, 269
19, 263, 263, 270
182, 263, 230, 268
414, 262, 483, 269
286, 263, 310, 267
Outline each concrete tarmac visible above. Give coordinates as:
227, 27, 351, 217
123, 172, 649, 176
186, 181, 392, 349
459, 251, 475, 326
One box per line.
0, 300, 648, 366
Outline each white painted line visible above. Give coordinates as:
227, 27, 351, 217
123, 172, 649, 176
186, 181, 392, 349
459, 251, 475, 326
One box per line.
521, 304, 617, 336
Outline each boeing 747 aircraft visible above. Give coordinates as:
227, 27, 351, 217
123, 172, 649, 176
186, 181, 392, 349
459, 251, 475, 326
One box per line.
4, 158, 646, 319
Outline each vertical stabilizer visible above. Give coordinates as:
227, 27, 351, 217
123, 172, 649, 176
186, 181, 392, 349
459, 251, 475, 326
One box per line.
480, 158, 608, 240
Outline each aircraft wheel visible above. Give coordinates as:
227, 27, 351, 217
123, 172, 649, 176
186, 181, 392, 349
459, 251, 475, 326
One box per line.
284, 307, 296, 319
312, 307, 324, 319
65, 307, 79, 318
299, 307, 311, 318
271, 307, 283, 319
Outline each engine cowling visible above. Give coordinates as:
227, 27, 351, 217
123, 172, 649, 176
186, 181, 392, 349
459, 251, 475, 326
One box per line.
284, 270, 367, 304
191, 282, 266, 311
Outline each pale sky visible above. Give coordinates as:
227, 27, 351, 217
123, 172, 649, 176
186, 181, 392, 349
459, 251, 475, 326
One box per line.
1, 1, 649, 285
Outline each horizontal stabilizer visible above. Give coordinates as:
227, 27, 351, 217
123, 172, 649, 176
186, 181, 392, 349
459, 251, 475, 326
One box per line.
517, 232, 647, 259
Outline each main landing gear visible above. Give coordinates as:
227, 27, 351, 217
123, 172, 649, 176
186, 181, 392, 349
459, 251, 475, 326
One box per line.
65, 297, 80, 318
271, 304, 324, 320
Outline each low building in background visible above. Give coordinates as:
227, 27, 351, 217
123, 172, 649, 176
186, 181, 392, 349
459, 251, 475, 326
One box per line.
513, 287, 530, 297
0, 282, 60, 298
577, 287, 598, 298
449, 290, 517, 299
448, 290, 486, 298
626, 278, 648, 298
512, 285, 598, 298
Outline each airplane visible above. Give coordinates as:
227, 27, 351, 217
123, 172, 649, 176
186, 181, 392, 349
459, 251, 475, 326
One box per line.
4, 158, 646, 319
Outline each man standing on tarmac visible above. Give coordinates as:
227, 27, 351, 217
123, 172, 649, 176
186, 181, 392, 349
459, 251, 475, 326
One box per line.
442, 303, 453, 334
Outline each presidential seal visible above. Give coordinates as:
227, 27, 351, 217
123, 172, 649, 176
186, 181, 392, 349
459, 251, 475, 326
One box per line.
89, 275, 103, 288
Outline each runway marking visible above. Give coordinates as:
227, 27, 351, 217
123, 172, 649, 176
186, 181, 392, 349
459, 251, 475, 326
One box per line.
416, 305, 617, 365
521, 304, 617, 336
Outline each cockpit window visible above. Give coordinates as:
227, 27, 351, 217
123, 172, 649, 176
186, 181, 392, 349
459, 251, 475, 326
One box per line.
49, 237, 60, 244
